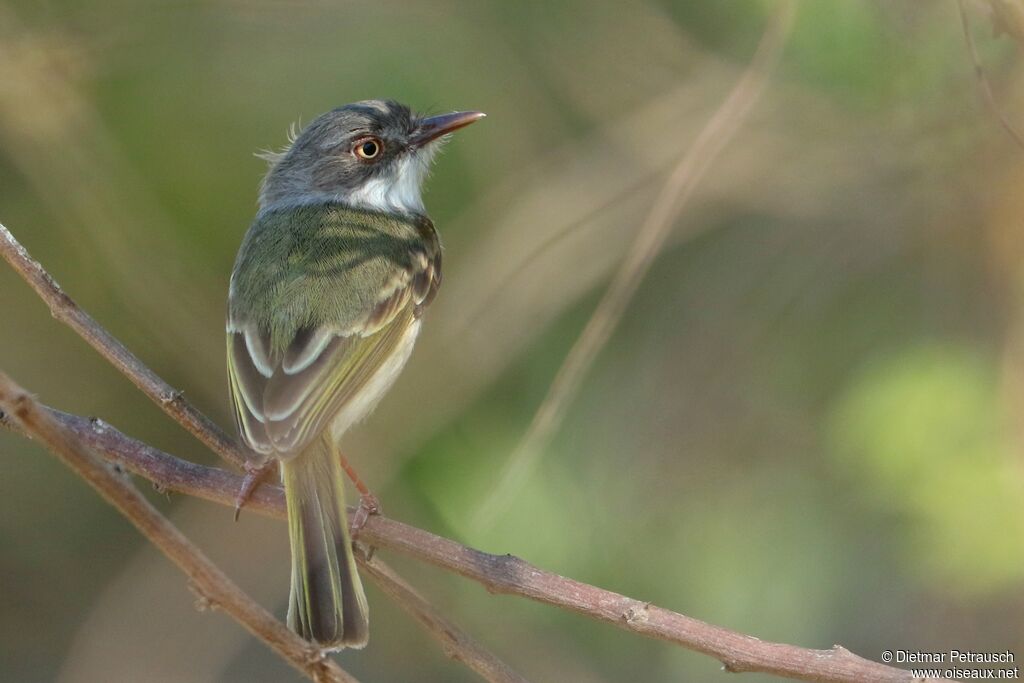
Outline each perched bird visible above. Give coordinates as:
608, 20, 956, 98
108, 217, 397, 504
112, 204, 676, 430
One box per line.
226, 100, 484, 649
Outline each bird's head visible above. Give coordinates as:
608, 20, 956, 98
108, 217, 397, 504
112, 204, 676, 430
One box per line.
258, 100, 484, 215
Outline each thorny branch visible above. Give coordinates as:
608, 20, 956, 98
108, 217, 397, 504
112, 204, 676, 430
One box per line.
0, 1, 940, 675
1, 397, 934, 683
0, 226, 526, 683
0, 374, 360, 683
0, 221, 248, 470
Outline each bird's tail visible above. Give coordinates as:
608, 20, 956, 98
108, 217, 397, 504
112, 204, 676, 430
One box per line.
281, 434, 369, 649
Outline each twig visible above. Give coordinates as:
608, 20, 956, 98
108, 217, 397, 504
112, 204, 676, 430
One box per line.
3, 407, 526, 683
0, 373, 359, 683
457, 160, 670, 334
0, 403, 934, 683
0, 24, 931, 671
359, 556, 530, 683
0, 223, 249, 469
472, 0, 797, 531
958, 0, 1024, 150
0, 224, 528, 682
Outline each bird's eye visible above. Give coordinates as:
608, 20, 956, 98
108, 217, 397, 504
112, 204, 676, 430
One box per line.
353, 137, 382, 160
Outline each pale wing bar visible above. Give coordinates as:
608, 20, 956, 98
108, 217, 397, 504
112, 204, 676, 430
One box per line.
227, 248, 438, 458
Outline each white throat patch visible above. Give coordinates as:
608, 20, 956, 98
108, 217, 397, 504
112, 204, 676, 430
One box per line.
343, 155, 429, 214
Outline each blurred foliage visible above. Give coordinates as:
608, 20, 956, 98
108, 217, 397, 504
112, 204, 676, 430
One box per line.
2, 1, 1024, 682
829, 343, 1024, 594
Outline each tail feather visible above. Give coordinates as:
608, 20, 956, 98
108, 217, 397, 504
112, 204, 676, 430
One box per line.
281, 435, 369, 649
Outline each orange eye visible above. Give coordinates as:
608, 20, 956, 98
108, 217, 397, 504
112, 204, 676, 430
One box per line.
353, 137, 382, 160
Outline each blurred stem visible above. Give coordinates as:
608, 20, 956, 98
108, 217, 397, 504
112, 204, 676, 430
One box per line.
471, 0, 797, 532
457, 158, 670, 334
0, 373, 360, 683
958, 0, 1024, 150
0, 403, 929, 683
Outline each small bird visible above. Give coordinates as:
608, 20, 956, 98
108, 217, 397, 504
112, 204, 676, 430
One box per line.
226, 100, 484, 649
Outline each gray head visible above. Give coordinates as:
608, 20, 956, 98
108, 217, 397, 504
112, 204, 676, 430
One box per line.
259, 100, 484, 215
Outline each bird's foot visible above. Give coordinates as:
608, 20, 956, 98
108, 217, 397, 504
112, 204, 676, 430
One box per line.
234, 459, 277, 521
350, 494, 381, 561
338, 450, 381, 559
349, 490, 381, 539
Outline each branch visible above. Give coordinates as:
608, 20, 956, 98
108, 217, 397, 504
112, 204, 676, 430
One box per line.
472, 0, 797, 531
0, 45, 936, 674
359, 557, 530, 683
0, 374, 359, 683
0, 403, 933, 683
0, 224, 249, 469
0, 223, 527, 683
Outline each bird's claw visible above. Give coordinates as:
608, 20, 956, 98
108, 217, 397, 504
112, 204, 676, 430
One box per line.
349, 491, 381, 539
234, 460, 277, 521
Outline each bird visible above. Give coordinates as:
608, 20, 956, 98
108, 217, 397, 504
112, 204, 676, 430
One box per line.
226, 100, 484, 649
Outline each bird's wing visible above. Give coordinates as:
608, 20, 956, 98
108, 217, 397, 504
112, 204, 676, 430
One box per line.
226, 206, 441, 458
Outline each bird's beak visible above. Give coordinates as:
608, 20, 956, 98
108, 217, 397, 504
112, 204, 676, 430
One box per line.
411, 111, 486, 147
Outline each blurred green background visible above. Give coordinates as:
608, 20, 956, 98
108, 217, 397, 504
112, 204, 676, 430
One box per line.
2, 1, 1024, 681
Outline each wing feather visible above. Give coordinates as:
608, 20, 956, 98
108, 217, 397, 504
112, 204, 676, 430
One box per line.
227, 334, 272, 454
226, 210, 440, 460
262, 311, 415, 453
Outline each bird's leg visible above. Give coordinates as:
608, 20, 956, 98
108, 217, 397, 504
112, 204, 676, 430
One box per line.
339, 451, 380, 544
233, 458, 278, 521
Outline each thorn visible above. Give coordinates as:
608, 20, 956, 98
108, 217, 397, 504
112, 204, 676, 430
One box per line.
624, 602, 651, 625
160, 390, 183, 405
187, 581, 216, 612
